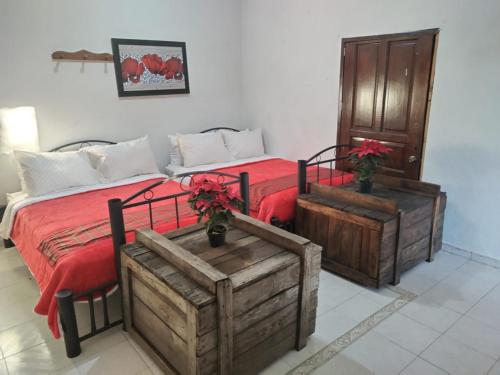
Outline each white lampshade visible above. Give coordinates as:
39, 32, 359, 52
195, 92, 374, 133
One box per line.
0, 106, 40, 153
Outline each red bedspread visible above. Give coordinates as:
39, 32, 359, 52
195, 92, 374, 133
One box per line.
10, 178, 198, 338
215, 158, 353, 223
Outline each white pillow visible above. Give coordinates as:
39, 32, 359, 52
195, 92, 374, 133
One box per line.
168, 134, 183, 166
84, 136, 159, 182
177, 132, 231, 168
14, 150, 102, 197
220, 128, 265, 159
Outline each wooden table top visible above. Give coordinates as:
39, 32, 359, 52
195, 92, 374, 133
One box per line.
299, 182, 435, 223
123, 223, 301, 308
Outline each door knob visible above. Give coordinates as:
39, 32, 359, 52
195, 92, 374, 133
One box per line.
408, 155, 418, 164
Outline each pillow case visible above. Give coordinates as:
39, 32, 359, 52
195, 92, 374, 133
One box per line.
14, 150, 102, 197
220, 128, 265, 159
168, 134, 183, 166
177, 132, 231, 168
84, 136, 159, 182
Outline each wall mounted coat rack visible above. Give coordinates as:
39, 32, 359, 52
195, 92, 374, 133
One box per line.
51, 49, 113, 62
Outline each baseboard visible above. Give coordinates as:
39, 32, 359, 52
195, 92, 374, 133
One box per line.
442, 242, 500, 269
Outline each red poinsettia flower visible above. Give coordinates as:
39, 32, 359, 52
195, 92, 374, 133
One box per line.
141, 54, 167, 75
188, 177, 243, 231
163, 57, 184, 80
121, 58, 145, 83
348, 139, 393, 184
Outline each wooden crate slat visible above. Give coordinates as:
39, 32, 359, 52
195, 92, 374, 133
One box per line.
234, 285, 299, 334
233, 324, 296, 375
209, 241, 283, 274
136, 229, 228, 294
216, 278, 233, 375
234, 301, 297, 356
231, 212, 310, 255
231, 252, 300, 291
198, 348, 218, 375
132, 274, 187, 339
310, 182, 399, 214
197, 329, 217, 356
233, 260, 300, 315
133, 297, 188, 373
124, 257, 190, 313
374, 174, 441, 196
198, 235, 261, 264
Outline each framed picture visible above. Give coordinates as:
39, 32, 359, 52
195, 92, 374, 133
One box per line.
111, 38, 190, 97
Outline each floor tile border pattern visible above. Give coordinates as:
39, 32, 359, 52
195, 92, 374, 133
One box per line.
288, 286, 417, 375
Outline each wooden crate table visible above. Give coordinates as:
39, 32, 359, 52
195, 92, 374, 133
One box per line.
296, 175, 446, 288
120, 212, 321, 375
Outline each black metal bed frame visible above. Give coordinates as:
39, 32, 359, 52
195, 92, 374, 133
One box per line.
49, 140, 116, 152
0, 135, 248, 358
200, 126, 240, 133
298, 144, 352, 195
57, 170, 249, 358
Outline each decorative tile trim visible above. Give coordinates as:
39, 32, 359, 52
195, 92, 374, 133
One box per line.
287, 286, 417, 375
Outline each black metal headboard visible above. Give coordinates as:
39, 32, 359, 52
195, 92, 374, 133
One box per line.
50, 140, 116, 152
200, 127, 240, 133
298, 144, 352, 194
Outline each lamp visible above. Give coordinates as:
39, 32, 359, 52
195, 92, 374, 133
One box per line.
0, 106, 39, 153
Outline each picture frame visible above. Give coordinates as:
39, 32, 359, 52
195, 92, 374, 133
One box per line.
111, 38, 190, 97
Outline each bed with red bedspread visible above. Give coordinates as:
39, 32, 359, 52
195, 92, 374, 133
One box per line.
5, 177, 198, 337
2, 158, 351, 338
212, 158, 353, 224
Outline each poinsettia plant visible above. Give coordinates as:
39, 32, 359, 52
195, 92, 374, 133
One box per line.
188, 178, 243, 235
348, 139, 393, 183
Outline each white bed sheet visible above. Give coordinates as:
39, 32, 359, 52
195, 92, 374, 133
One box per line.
0, 173, 169, 240
164, 154, 278, 176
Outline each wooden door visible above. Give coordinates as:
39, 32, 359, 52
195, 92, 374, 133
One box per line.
338, 29, 438, 180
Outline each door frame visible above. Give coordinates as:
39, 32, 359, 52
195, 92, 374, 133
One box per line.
336, 28, 440, 180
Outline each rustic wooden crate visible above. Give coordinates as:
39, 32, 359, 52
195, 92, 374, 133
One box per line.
296, 175, 446, 288
121, 212, 321, 375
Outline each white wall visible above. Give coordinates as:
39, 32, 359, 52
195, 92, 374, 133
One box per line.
2, 0, 499, 260
0, 0, 242, 202
241, 0, 500, 260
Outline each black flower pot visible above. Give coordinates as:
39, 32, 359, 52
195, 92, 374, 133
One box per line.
359, 180, 373, 194
207, 226, 227, 248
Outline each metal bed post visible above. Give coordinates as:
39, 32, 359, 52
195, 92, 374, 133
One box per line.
108, 198, 126, 330
298, 160, 307, 195
108, 199, 125, 284
56, 289, 81, 358
239, 172, 250, 215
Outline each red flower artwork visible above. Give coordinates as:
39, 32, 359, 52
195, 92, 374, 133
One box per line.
141, 54, 184, 80
141, 54, 167, 75
163, 57, 184, 80
121, 58, 145, 83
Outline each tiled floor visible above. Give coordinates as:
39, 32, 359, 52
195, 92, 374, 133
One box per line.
1, 241, 500, 375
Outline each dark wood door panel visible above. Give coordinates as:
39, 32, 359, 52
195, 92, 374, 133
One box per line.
383, 40, 417, 132
337, 29, 437, 180
352, 42, 380, 129
349, 129, 409, 143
